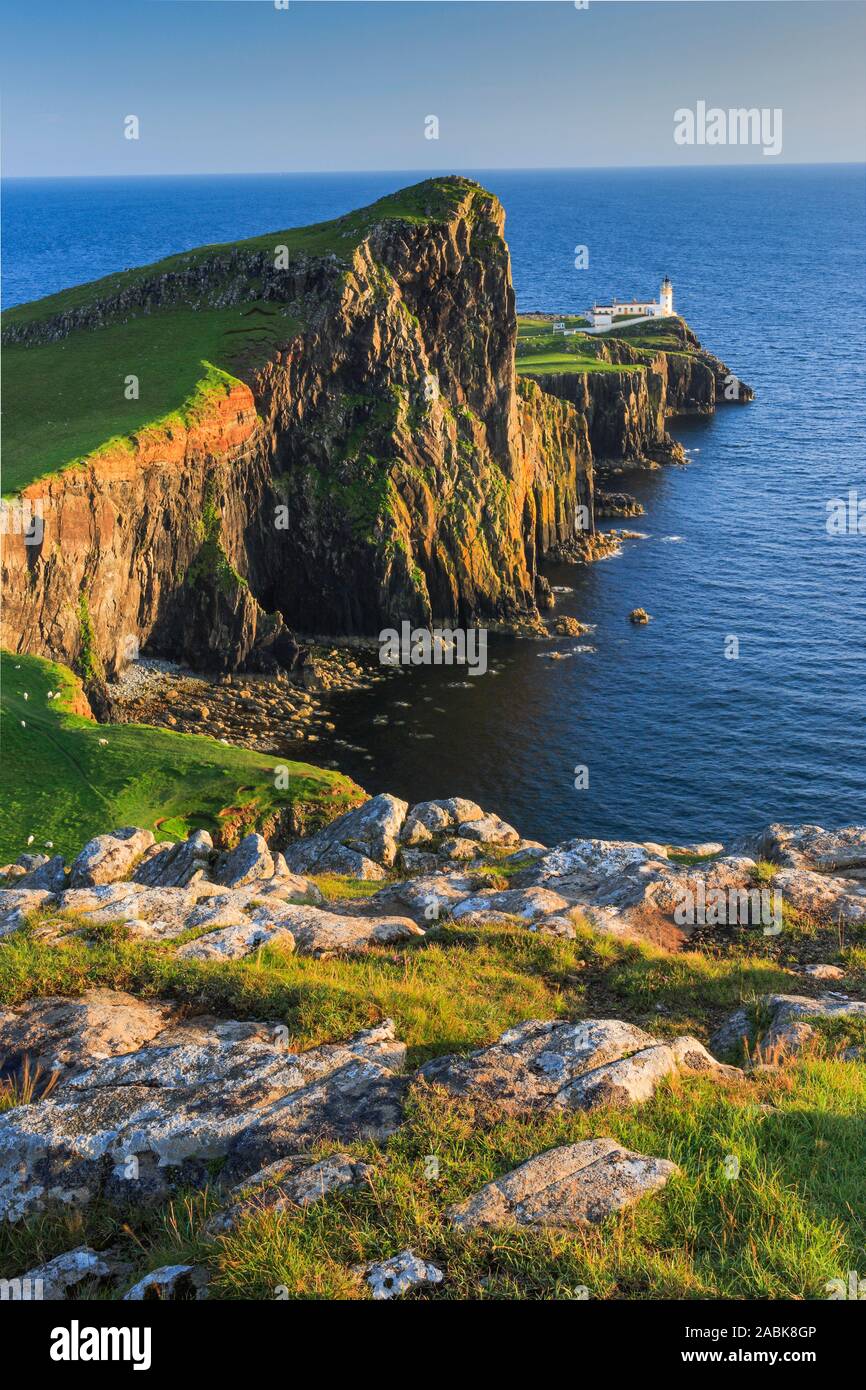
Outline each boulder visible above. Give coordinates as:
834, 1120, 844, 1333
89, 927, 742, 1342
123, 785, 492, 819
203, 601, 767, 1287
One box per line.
69, 828, 155, 888
449, 1139, 678, 1231
283, 795, 407, 873
133, 830, 214, 889
14, 855, 68, 894
457, 815, 521, 848
419, 1018, 740, 1115
10, 1245, 115, 1300
389, 873, 479, 922
451, 887, 571, 922
176, 922, 295, 961
355, 1249, 444, 1300
215, 834, 274, 888
123, 1264, 209, 1301
437, 837, 483, 862
264, 903, 423, 957
207, 1152, 376, 1234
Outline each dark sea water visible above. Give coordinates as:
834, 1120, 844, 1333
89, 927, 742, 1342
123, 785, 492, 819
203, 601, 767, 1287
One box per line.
3, 167, 865, 844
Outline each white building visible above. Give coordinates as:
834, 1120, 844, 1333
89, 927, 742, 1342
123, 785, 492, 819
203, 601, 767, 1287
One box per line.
586, 277, 674, 329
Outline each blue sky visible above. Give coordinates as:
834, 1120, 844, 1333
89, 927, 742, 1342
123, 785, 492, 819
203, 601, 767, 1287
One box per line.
2, 1, 864, 176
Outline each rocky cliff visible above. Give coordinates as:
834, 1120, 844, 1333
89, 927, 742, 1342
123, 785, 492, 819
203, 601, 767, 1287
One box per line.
2, 179, 593, 678
523, 319, 753, 469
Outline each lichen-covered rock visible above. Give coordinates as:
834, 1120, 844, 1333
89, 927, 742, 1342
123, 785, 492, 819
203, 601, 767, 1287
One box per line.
0, 887, 58, 935
516, 837, 760, 943
356, 1249, 444, 1300
14, 854, 68, 894
451, 886, 571, 922
282, 795, 407, 874
458, 815, 520, 847
215, 833, 274, 888
176, 921, 295, 961
133, 830, 214, 888
388, 873, 479, 922
0, 1007, 408, 1221
207, 1152, 376, 1234
418, 1018, 739, 1115
123, 1264, 209, 1301
69, 827, 155, 888
711, 992, 866, 1062
10, 1245, 115, 1299
747, 824, 866, 925
0, 989, 176, 1081
448, 1139, 678, 1231
270, 903, 423, 957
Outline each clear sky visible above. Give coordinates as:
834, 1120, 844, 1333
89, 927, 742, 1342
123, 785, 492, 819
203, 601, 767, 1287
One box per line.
2, 0, 864, 177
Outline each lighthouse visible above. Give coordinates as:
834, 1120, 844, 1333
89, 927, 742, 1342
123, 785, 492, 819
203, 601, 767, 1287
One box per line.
660, 276, 674, 316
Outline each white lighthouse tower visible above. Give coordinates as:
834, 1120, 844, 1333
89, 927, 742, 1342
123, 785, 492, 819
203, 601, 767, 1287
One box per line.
659, 276, 674, 316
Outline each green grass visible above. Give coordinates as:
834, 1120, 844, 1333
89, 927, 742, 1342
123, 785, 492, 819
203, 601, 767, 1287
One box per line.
0, 911, 863, 1299
2, 304, 299, 496
516, 352, 632, 376
0, 651, 362, 863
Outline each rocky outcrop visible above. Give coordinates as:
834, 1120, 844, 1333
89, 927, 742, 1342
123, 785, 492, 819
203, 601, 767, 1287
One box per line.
418, 1018, 740, 1115
711, 993, 866, 1062
523, 321, 752, 470
448, 1139, 678, 1232
0, 1003, 408, 1221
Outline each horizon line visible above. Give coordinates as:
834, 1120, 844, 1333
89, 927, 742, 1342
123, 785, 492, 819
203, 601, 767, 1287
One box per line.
3, 160, 865, 182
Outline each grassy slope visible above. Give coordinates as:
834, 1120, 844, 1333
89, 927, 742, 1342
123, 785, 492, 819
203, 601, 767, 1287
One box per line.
2, 305, 300, 496
0, 651, 362, 862
2, 177, 481, 496
1, 917, 863, 1299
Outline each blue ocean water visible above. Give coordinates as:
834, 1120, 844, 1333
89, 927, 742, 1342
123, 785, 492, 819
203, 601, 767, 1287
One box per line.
3, 167, 865, 843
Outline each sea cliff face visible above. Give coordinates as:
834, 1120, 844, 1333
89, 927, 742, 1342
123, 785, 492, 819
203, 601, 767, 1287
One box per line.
522, 320, 753, 469
1, 178, 747, 681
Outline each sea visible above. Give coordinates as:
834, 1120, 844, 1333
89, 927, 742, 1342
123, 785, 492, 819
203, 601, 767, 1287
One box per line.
3, 165, 865, 844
